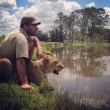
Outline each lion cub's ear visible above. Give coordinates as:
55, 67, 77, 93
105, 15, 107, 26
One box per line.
44, 55, 51, 64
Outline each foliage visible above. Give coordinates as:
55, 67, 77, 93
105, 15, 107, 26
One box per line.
37, 30, 49, 42
83, 7, 109, 43
49, 28, 64, 42
49, 7, 110, 43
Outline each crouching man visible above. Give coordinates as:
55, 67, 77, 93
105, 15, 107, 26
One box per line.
0, 16, 44, 90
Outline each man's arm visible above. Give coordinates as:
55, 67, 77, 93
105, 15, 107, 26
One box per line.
34, 37, 44, 59
16, 57, 33, 90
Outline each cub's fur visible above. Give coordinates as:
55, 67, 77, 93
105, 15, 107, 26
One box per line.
0, 54, 64, 85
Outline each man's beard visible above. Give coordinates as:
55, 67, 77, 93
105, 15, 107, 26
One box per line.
27, 31, 37, 36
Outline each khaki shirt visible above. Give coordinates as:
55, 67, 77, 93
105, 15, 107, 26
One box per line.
0, 27, 29, 60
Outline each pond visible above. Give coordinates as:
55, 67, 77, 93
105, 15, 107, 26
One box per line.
48, 45, 110, 110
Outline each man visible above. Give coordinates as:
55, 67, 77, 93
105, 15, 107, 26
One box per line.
0, 16, 44, 90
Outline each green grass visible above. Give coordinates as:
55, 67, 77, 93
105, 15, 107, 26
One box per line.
32, 42, 63, 59
40, 42, 52, 53
32, 42, 52, 59
0, 79, 58, 110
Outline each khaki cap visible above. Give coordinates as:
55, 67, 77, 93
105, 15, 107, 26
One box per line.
20, 16, 41, 26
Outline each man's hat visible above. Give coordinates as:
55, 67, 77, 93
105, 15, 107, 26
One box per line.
20, 16, 41, 26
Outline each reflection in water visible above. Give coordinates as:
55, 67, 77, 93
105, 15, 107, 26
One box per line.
48, 46, 110, 109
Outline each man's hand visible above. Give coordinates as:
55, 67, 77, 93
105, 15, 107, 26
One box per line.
21, 83, 34, 90
37, 51, 44, 60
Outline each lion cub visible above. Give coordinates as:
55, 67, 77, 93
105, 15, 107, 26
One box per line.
0, 54, 64, 85
27, 54, 64, 85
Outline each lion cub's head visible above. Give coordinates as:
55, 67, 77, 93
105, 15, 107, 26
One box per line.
42, 54, 64, 74
28, 54, 64, 85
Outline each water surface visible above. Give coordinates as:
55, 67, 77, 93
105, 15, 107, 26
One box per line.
48, 46, 110, 109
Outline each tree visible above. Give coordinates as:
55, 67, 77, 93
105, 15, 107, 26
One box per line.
75, 9, 89, 43
50, 7, 109, 43
37, 30, 48, 41
53, 13, 65, 42
83, 7, 109, 43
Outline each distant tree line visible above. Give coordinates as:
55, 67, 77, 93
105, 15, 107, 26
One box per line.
37, 7, 110, 43
49, 7, 110, 43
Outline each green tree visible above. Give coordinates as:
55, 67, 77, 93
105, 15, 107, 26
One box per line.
53, 13, 65, 42
37, 30, 48, 41
83, 7, 109, 43
50, 7, 109, 43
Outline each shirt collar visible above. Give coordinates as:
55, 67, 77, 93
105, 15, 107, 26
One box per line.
19, 27, 29, 38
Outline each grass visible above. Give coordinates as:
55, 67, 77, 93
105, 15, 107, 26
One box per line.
32, 42, 63, 59
1, 78, 86, 110
0, 79, 58, 110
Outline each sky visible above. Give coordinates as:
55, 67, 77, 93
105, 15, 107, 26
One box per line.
0, 0, 110, 36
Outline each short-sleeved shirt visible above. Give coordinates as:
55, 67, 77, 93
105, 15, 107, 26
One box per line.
0, 27, 29, 61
